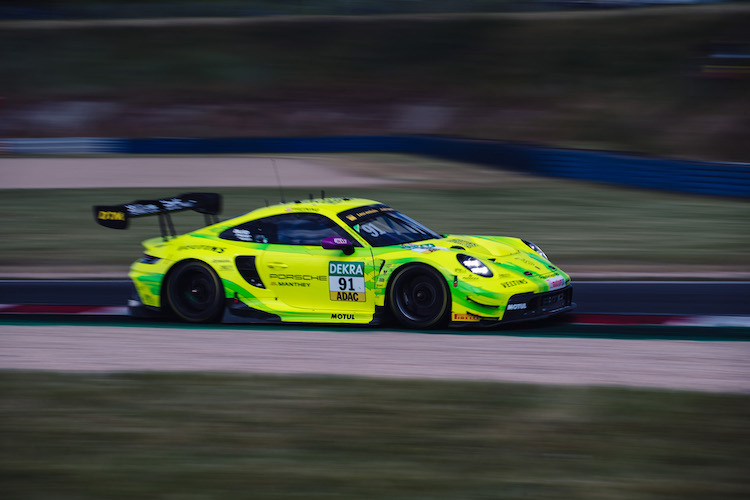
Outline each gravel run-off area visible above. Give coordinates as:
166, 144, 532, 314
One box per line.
1, 325, 748, 394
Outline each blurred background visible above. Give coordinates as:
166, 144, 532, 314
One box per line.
1, 0, 749, 160
0, 0, 748, 274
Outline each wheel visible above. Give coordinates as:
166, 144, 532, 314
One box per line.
388, 265, 450, 329
165, 261, 225, 323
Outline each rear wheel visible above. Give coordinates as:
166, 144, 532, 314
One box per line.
388, 265, 450, 329
165, 261, 224, 323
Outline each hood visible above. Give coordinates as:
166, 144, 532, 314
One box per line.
440, 235, 520, 259
396, 235, 563, 280
397, 235, 520, 259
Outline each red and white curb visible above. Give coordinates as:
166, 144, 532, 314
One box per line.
1, 305, 749, 328
0, 304, 127, 315
568, 314, 750, 328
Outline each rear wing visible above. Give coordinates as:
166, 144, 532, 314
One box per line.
93, 192, 222, 239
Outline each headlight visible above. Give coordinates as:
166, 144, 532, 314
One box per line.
522, 240, 548, 261
457, 254, 493, 277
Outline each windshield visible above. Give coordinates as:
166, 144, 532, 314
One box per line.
338, 205, 442, 247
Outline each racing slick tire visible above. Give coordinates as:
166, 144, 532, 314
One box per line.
388, 264, 450, 329
165, 260, 225, 323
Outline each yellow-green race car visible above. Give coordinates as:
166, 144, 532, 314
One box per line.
94, 193, 574, 328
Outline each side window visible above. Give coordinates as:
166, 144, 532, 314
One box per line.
220, 213, 358, 246
219, 218, 274, 243
274, 213, 356, 245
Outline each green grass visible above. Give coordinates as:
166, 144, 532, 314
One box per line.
0, 154, 748, 273
1, 372, 748, 499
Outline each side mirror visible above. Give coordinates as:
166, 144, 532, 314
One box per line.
322, 236, 355, 255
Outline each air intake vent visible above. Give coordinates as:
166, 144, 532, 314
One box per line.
235, 256, 265, 288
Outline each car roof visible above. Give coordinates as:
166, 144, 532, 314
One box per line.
232, 197, 383, 223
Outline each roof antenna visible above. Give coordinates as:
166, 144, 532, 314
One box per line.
271, 158, 285, 203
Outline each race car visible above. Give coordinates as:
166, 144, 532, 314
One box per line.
94, 193, 574, 328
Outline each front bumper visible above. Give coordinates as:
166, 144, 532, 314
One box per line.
502, 285, 575, 323
450, 285, 575, 328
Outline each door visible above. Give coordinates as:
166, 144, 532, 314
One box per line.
251, 212, 375, 314
259, 246, 374, 313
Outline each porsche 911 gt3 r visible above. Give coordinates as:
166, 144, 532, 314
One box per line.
94, 193, 574, 328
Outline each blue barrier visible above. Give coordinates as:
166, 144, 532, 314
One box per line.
3, 135, 748, 198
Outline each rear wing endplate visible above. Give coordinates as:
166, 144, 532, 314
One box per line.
93, 192, 222, 239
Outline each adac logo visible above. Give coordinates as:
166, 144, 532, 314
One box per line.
97, 211, 125, 221
333, 291, 362, 302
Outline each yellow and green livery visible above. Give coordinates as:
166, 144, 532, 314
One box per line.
94, 193, 574, 328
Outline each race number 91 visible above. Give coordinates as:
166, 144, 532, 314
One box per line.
329, 261, 366, 302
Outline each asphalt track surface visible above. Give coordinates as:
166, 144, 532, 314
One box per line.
1, 280, 749, 315
1, 279, 749, 394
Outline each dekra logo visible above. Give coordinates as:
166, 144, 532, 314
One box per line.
329, 262, 364, 276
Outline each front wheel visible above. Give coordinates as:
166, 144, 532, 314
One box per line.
165, 261, 225, 323
388, 265, 450, 329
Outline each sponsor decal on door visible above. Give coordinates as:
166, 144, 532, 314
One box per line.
329, 261, 366, 302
